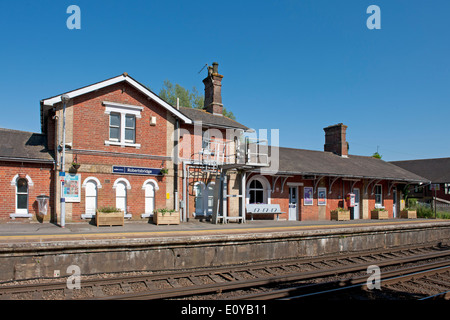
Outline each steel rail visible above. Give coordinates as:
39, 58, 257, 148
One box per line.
238, 261, 450, 300
95, 249, 450, 300
0, 245, 448, 300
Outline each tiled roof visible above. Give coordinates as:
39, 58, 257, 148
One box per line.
179, 107, 248, 130
391, 158, 450, 183
270, 146, 428, 182
0, 128, 54, 162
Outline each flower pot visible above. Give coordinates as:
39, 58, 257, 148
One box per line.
400, 210, 417, 219
153, 211, 180, 225
330, 210, 350, 221
96, 210, 124, 227
371, 210, 389, 219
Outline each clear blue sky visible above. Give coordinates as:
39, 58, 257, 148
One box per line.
1, 0, 449, 161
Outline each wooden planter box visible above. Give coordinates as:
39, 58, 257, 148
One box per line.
330, 210, 350, 221
400, 210, 417, 219
153, 211, 180, 225
371, 210, 389, 220
96, 211, 124, 227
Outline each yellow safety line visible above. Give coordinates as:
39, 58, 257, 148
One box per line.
0, 219, 444, 242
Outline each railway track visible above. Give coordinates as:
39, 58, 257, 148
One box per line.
237, 260, 450, 300
0, 244, 448, 300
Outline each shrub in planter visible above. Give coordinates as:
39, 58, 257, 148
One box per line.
400, 207, 417, 219
96, 206, 124, 227
153, 208, 180, 225
371, 207, 389, 219
330, 207, 350, 221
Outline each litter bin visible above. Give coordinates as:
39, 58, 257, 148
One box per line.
36, 195, 50, 216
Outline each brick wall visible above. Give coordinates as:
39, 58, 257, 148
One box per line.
248, 175, 395, 221
0, 161, 54, 222
47, 82, 172, 222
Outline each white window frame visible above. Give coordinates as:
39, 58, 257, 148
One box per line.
109, 112, 121, 142
375, 184, 383, 208
141, 179, 159, 218
103, 101, 142, 148
10, 175, 33, 219
113, 178, 132, 218
81, 177, 103, 219
246, 175, 271, 205
15, 178, 29, 214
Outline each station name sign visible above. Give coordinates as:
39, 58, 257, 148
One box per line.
112, 166, 162, 176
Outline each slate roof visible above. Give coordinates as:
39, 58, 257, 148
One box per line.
0, 128, 54, 163
390, 158, 450, 183
270, 146, 428, 183
179, 107, 248, 130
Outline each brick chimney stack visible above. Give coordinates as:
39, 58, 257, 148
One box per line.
203, 62, 223, 115
323, 123, 348, 157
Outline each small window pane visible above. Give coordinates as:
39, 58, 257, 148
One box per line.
17, 179, 28, 193
125, 115, 135, 128
125, 128, 135, 143
17, 194, 27, 209
250, 180, 263, 189
110, 127, 120, 140
110, 113, 120, 126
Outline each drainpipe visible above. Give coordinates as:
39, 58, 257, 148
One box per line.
174, 99, 180, 215
183, 161, 187, 222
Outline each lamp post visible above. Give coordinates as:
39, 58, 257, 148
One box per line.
60, 94, 70, 228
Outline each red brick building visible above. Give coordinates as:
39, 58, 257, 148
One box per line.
0, 129, 54, 221
0, 63, 429, 224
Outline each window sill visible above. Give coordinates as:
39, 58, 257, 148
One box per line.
105, 140, 141, 149
10, 213, 32, 219
81, 213, 95, 219
82, 213, 133, 219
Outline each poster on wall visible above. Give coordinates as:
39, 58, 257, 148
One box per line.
63, 173, 81, 202
304, 187, 313, 206
318, 187, 327, 206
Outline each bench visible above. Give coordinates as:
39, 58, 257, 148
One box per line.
245, 204, 285, 221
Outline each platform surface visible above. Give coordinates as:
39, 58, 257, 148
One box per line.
0, 218, 448, 245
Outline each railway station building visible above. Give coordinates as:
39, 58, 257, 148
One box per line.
0, 63, 429, 224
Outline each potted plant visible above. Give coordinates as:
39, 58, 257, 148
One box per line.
330, 207, 350, 221
71, 161, 81, 170
371, 207, 389, 219
96, 206, 124, 227
153, 208, 180, 225
400, 207, 417, 219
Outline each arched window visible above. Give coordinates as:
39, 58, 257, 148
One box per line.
16, 178, 28, 214
246, 175, 270, 205
85, 180, 98, 215
116, 181, 127, 214
249, 179, 264, 204
144, 182, 155, 215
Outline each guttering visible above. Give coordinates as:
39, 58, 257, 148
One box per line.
0, 156, 55, 164
249, 169, 430, 184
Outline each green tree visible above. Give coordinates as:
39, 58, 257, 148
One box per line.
372, 152, 382, 159
158, 80, 235, 120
